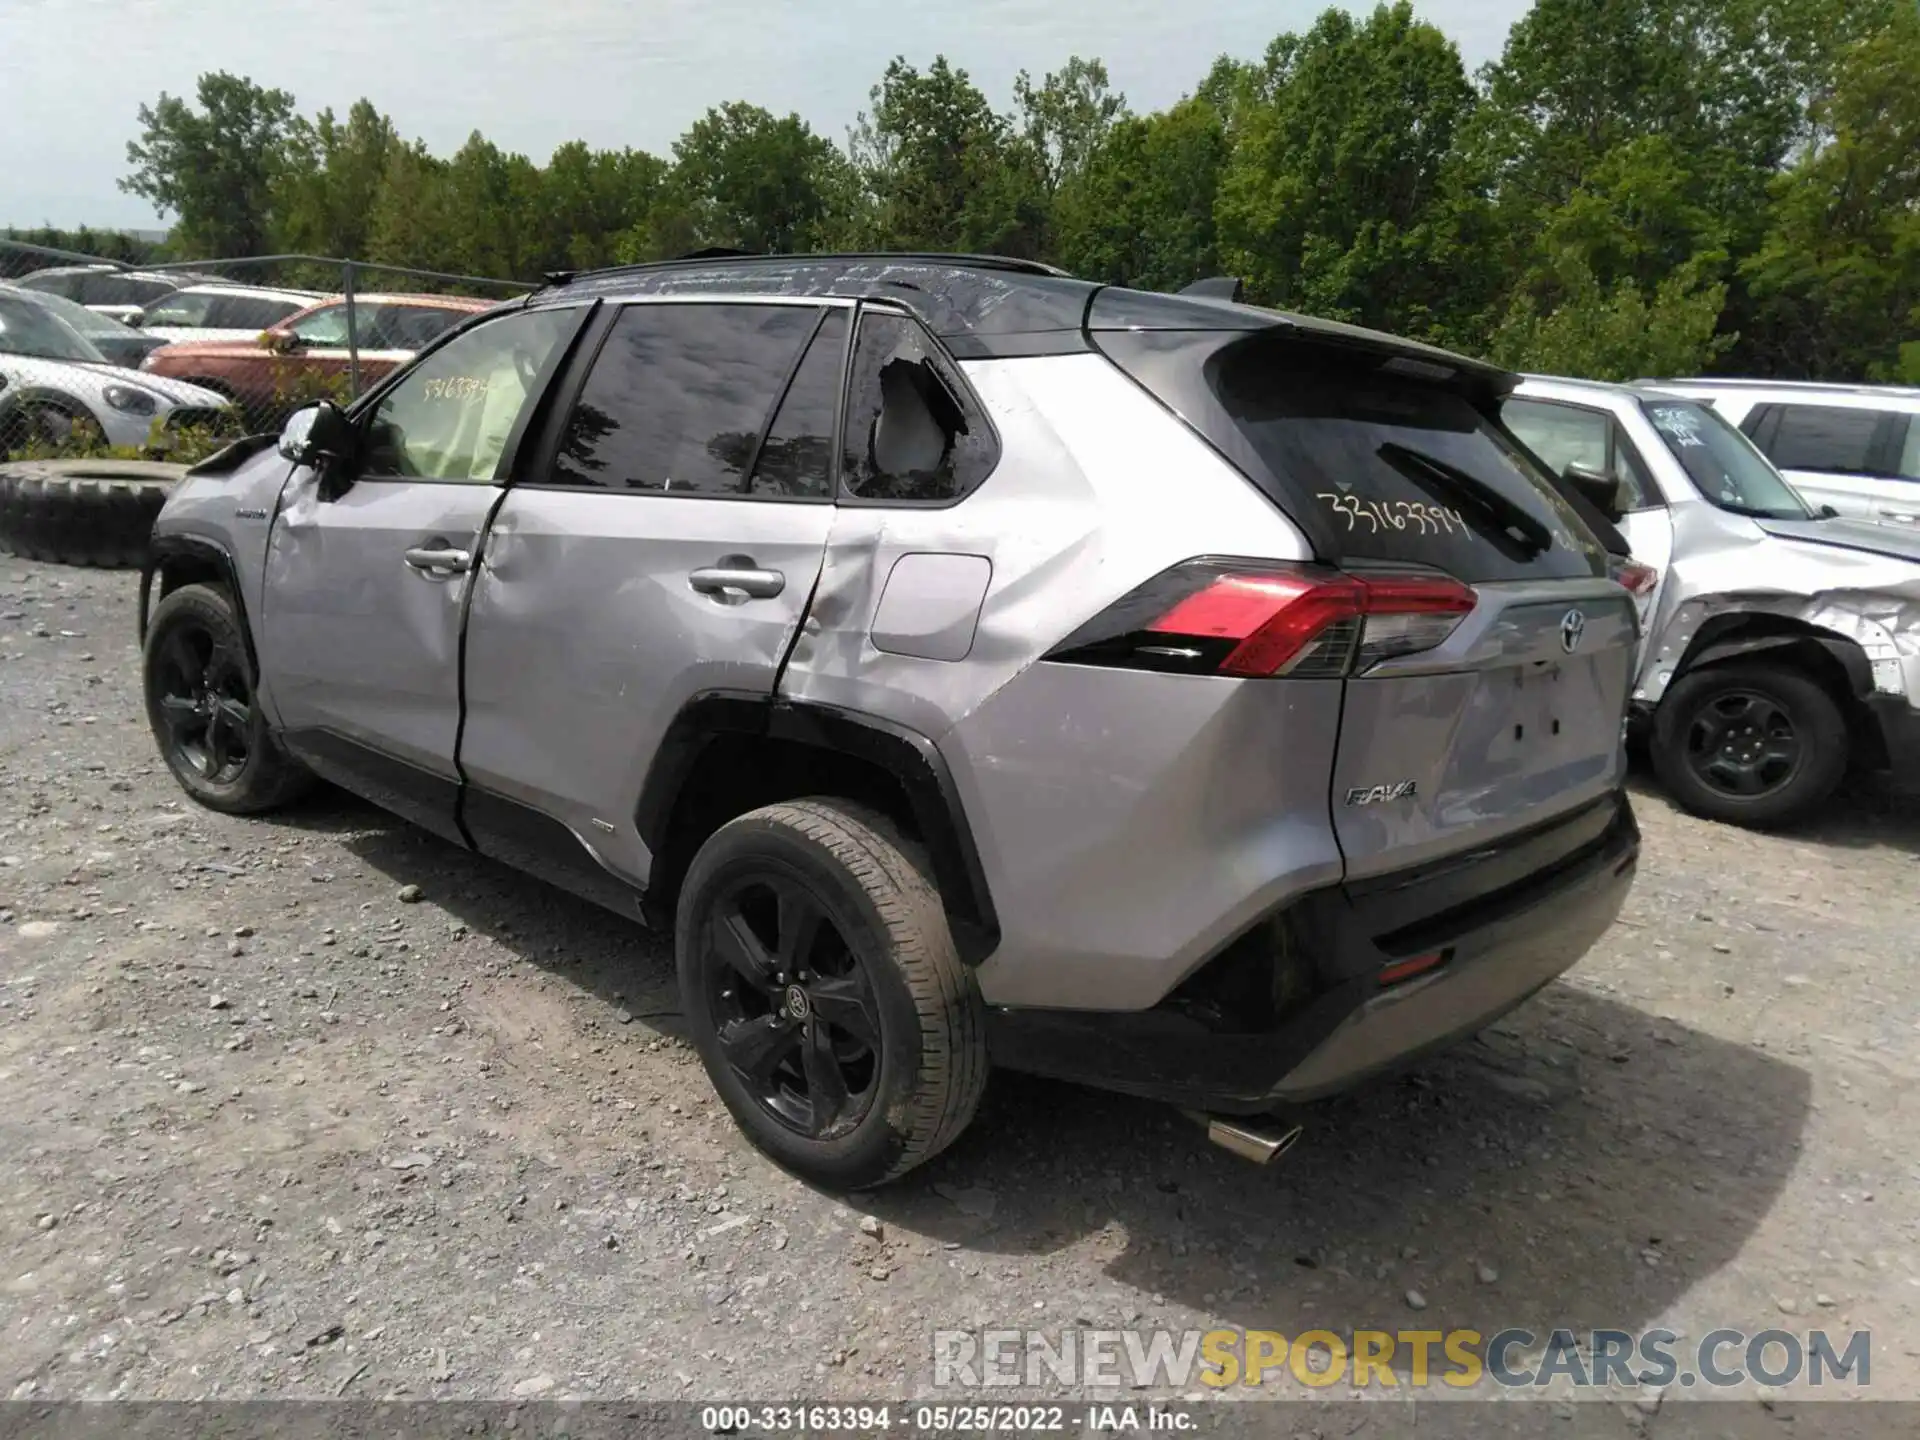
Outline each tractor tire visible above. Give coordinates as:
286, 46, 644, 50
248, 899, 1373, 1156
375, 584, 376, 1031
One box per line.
0, 459, 187, 569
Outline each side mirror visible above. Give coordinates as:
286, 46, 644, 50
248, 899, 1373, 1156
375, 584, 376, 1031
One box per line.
261, 327, 299, 354
125, 314, 144, 329
1562, 462, 1627, 524
1818, 504, 1840, 519
278, 401, 356, 468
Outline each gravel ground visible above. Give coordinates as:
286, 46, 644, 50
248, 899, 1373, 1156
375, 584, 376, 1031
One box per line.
2, 560, 1917, 1419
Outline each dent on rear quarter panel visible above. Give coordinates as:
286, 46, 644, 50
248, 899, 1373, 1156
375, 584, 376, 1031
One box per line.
952, 665, 1347, 1011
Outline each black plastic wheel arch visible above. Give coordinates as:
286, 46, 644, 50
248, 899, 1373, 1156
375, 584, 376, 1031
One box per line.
635, 693, 1001, 964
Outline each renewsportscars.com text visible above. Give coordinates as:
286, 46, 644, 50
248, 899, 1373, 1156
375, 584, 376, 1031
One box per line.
932, 1327, 1871, 1390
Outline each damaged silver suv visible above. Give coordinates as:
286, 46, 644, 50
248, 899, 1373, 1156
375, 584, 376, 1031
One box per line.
140, 255, 1640, 1187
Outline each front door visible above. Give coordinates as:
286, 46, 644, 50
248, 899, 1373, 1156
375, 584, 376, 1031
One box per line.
459, 299, 847, 892
257, 305, 586, 843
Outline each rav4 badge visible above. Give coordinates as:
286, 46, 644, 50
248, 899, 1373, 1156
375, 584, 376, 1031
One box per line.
1345, 781, 1418, 807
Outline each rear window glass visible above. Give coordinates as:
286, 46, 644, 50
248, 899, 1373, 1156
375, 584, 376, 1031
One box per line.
1196, 336, 1605, 581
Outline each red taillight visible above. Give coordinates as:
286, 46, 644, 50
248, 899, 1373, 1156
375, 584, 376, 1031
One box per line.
1047, 558, 1476, 678
1611, 559, 1657, 599
1148, 571, 1365, 677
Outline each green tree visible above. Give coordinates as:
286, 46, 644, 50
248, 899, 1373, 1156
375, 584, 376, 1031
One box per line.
121, 72, 298, 257
1739, 7, 1920, 379
1054, 98, 1227, 290
667, 103, 853, 254
1013, 57, 1126, 197
1491, 258, 1731, 379
1214, 4, 1484, 338
851, 56, 1044, 256
366, 142, 457, 274
275, 100, 399, 259
539, 142, 667, 271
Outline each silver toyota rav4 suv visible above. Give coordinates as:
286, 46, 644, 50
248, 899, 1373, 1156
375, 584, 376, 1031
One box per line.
139, 254, 1640, 1188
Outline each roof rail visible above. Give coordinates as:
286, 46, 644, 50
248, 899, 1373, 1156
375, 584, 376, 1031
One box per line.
1640, 376, 1920, 396
546, 250, 1074, 289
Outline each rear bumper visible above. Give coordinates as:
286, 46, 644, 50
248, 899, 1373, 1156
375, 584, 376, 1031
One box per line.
986, 791, 1639, 1112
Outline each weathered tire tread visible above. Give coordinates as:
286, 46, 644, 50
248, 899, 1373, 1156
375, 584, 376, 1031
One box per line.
730, 798, 987, 1182
0, 466, 177, 569
144, 583, 316, 814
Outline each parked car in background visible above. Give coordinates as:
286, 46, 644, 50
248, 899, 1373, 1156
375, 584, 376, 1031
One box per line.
0, 282, 165, 368
142, 292, 495, 426
1653, 379, 1920, 530
141, 254, 1641, 1187
1505, 375, 1920, 827
135, 283, 322, 346
15, 265, 220, 324
0, 290, 233, 452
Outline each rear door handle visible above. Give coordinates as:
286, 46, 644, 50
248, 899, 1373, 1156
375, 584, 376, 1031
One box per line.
689, 565, 785, 600
404, 545, 473, 576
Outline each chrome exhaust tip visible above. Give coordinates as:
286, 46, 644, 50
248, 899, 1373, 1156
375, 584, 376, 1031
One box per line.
1185, 1111, 1304, 1165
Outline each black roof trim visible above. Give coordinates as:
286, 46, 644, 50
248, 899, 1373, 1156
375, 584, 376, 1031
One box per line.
526, 252, 1508, 379
539, 253, 1096, 355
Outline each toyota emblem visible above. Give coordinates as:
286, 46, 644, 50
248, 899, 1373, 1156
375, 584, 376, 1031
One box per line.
1560, 609, 1586, 654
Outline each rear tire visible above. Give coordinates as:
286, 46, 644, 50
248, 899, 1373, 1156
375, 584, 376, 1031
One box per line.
1651, 662, 1847, 828
143, 583, 314, 814
676, 799, 987, 1188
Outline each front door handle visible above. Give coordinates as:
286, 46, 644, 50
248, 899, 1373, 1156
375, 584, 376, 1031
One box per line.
689, 565, 785, 601
404, 545, 473, 576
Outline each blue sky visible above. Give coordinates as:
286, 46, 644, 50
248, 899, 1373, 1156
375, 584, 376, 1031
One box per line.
2, 0, 1534, 231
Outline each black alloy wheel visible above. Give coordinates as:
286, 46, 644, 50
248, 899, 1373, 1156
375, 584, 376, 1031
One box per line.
151, 620, 255, 786
142, 583, 314, 814
702, 872, 882, 1141
675, 799, 987, 1188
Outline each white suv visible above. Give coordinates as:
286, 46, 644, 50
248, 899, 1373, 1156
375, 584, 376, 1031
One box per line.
1654, 379, 1920, 530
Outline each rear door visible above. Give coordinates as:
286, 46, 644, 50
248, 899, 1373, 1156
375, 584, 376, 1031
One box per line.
1099, 327, 1638, 878
458, 298, 844, 888
1751, 402, 1916, 526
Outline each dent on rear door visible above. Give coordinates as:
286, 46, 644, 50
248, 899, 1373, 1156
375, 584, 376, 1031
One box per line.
461, 493, 834, 884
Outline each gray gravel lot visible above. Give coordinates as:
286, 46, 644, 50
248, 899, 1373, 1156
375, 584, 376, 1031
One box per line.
2, 561, 1917, 1418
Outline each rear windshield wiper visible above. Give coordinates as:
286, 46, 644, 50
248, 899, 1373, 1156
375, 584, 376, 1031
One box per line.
1375, 442, 1554, 560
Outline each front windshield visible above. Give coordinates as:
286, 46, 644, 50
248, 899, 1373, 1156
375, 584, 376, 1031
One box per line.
1639, 397, 1813, 520
0, 295, 108, 364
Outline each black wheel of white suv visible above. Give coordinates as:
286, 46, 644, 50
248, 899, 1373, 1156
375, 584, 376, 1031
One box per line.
1651, 662, 1848, 828
143, 583, 315, 815
676, 799, 987, 1189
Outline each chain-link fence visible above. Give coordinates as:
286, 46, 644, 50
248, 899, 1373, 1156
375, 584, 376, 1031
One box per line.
1, 238, 535, 462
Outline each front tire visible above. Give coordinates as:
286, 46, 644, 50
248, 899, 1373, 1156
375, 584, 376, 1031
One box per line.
143, 583, 314, 814
675, 800, 987, 1188
1651, 662, 1848, 827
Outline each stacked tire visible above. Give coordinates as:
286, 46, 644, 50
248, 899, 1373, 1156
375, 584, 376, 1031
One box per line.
0, 459, 185, 568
